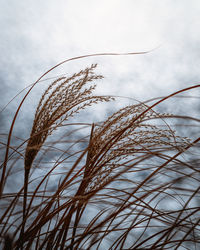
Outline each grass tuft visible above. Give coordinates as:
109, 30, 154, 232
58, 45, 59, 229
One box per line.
0, 60, 200, 249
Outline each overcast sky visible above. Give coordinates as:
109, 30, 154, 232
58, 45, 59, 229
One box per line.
1, 0, 200, 136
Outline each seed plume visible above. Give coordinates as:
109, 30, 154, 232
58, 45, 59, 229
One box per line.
20, 64, 114, 248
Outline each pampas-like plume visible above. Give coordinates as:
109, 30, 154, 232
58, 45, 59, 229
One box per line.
20, 64, 114, 248
84, 103, 191, 192
25, 64, 113, 171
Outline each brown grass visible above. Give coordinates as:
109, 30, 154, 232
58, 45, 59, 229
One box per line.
0, 55, 200, 249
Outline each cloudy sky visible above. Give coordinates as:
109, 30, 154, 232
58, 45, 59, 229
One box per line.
0, 0, 200, 136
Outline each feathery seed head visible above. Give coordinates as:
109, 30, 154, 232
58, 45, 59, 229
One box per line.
85, 103, 191, 192
25, 64, 114, 171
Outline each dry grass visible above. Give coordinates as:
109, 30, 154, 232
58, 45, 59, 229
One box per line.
0, 59, 200, 249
